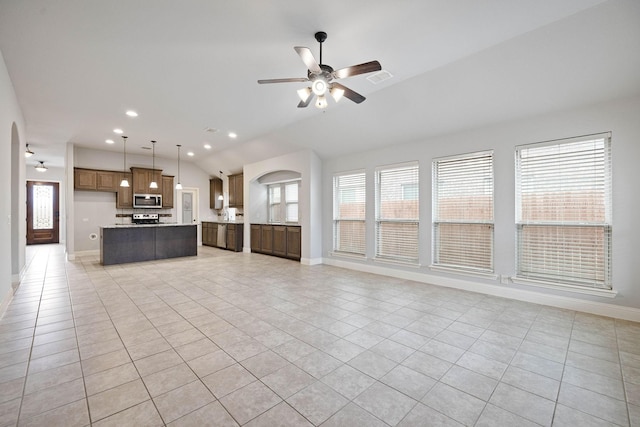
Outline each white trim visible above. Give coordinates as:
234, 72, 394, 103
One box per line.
373, 257, 421, 268
329, 251, 366, 261
301, 257, 323, 266
74, 249, 100, 257
0, 286, 15, 320
429, 264, 497, 280
511, 276, 617, 298
323, 257, 640, 322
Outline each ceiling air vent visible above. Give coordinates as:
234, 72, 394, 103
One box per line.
366, 70, 393, 85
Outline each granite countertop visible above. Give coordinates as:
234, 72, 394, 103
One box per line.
100, 223, 197, 229
201, 220, 244, 224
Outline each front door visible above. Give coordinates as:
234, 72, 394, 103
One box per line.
26, 181, 60, 245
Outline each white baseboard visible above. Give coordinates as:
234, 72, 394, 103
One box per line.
323, 257, 640, 323
0, 286, 15, 320
301, 257, 323, 266
73, 250, 99, 257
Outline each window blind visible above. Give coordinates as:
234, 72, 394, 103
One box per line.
375, 163, 419, 263
433, 151, 494, 272
285, 182, 299, 222
333, 172, 366, 255
515, 133, 612, 289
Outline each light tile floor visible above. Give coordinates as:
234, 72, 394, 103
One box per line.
1, 244, 639, 426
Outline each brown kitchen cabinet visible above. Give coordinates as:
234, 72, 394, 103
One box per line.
226, 223, 243, 252
285, 226, 301, 260
250, 224, 261, 253
228, 173, 243, 207
251, 224, 300, 261
272, 225, 287, 257
162, 175, 174, 208
116, 172, 133, 209
96, 171, 118, 192
131, 167, 163, 195
74, 168, 97, 190
202, 222, 214, 246
210, 177, 223, 210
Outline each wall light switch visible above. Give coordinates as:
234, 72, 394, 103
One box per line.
82, 218, 89, 222
500, 275, 510, 285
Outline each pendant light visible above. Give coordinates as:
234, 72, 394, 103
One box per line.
35, 161, 47, 172
120, 136, 130, 187
25, 144, 35, 158
175, 145, 183, 190
149, 140, 158, 189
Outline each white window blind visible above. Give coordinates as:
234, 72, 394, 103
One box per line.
285, 182, 299, 222
433, 151, 494, 272
515, 133, 612, 289
333, 172, 366, 255
375, 162, 419, 263
268, 184, 281, 223
268, 181, 300, 223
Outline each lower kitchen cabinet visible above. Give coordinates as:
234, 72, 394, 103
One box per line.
226, 223, 243, 252
202, 221, 242, 252
251, 224, 300, 261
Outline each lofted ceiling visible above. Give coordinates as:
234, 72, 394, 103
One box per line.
1, 0, 639, 175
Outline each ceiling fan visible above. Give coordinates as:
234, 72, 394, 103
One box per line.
258, 31, 382, 109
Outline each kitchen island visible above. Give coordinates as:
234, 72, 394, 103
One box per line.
100, 223, 197, 265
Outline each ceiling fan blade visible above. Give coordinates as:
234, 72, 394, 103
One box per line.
332, 83, 366, 104
258, 78, 308, 84
297, 93, 315, 108
294, 47, 322, 74
333, 60, 382, 79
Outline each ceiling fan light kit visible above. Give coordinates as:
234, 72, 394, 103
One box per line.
258, 31, 381, 109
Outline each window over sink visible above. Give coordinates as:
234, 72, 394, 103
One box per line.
268, 181, 300, 224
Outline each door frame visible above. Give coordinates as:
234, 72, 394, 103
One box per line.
176, 187, 199, 225
26, 180, 60, 245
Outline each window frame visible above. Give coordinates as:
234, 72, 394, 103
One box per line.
332, 170, 366, 256
514, 132, 612, 290
431, 150, 495, 274
374, 161, 420, 264
267, 180, 300, 224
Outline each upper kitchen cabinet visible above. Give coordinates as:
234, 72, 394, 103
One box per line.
131, 167, 163, 195
162, 176, 174, 208
74, 168, 118, 192
116, 172, 133, 209
210, 177, 223, 210
228, 173, 243, 207
74, 168, 97, 190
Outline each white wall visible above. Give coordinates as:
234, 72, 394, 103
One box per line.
244, 150, 323, 264
323, 95, 640, 314
0, 50, 26, 315
73, 146, 216, 253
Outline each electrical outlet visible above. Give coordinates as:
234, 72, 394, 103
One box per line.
500, 275, 510, 285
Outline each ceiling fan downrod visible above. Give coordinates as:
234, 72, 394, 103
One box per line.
315, 31, 327, 65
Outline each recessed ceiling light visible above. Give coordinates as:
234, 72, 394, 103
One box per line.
113, 128, 123, 134
228, 132, 237, 139
126, 110, 138, 117
187, 151, 195, 157
204, 144, 211, 149
105, 139, 114, 144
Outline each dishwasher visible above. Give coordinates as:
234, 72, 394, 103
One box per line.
217, 223, 227, 248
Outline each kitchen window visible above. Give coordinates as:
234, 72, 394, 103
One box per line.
432, 151, 494, 273
333, 171, 366, 255
515, 133, 612, 290
268, 181, 300, 223
375, 162, 419, 263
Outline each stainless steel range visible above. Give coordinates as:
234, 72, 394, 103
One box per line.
132, 213, 159, 224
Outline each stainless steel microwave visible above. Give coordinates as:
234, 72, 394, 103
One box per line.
133, 194, 162, 208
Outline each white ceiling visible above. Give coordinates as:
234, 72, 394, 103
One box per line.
1, 0, 638, 175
